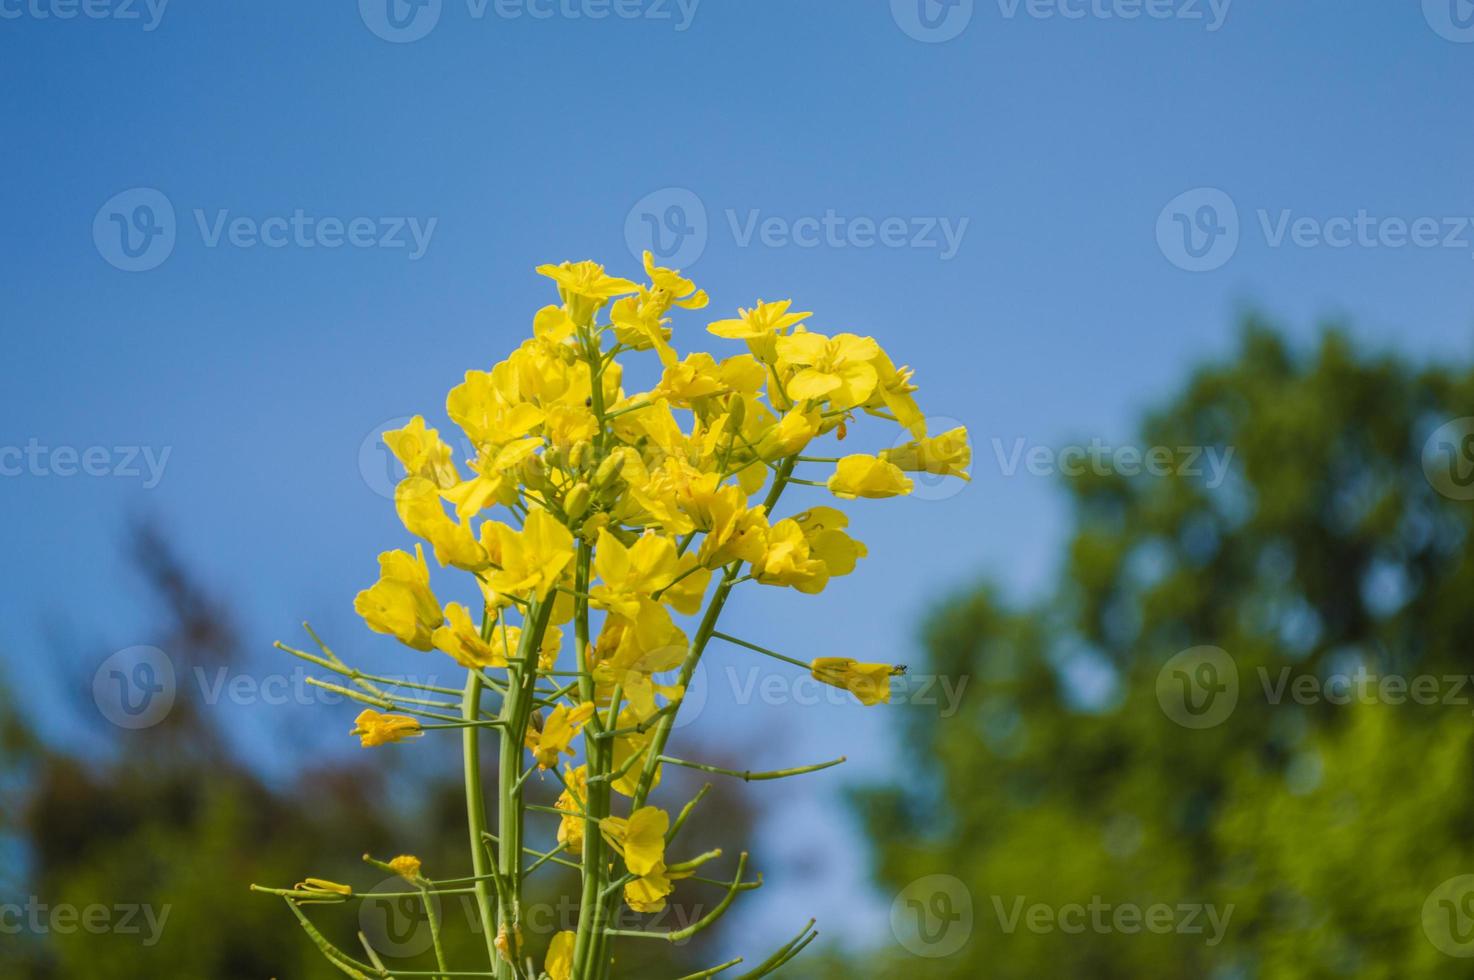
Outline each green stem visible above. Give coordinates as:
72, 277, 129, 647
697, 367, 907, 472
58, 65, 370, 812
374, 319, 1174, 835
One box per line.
463, 672, 502, 971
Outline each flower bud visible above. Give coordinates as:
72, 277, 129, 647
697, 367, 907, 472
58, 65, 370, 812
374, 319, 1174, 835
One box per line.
518, 455, 548, 491
543, 445, 567, 472
592, 453, 626, 491
724, 393, 747, 431
569, 441, 593, 472
564, 483, 592, 520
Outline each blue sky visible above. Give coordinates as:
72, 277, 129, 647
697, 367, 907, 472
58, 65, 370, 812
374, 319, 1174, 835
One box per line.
2, 0, 1473, 959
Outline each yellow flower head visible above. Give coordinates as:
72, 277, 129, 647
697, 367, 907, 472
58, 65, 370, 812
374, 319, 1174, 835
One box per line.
484, 508, 575, 601
536, 260, 639, 326
643, 250, 708, 311
396, 477, 487, 571
623, 862, 674, 913
382, 416, 460, 490
526, 701, 596, 770
388, 855, 422, 882
881, 426, 972, 480
353, 546, 442, 650
707, 299, 812, 362
431, 602, 501, 668
590, 529, 680, 620
827, 454, 914, 500
776, 331, 880, 409
555, 765, 588, 854
350, 709, 424, 747
811, 657, 902, 706
600, 806, 669, 876
545, 930, 576, 980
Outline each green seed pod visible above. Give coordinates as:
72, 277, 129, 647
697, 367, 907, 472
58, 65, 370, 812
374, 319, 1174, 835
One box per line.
592, 452, 626, 491
564, 482, 592, 521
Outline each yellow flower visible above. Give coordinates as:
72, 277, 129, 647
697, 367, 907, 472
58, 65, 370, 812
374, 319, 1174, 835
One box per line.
446, 369, 545, 449
752, 519, 830, 593
350, 709, 424, 747
655, 353, 730, 406
600, 806, 668, 876
793, 506, 867, 579
623, 862, 674, 913
827, 454, 914, 499
881, 426, 972, 480
756, 408, 820, 459
707, 299, 812, 362
484, 508, 575, 601
642, 250, 708, 310
590, 529, 680, 619
555, 765, 588, 854
441, 438, 541, 521
810, 657, 901, 706
659, 553, 711, 617
396, 477, 487, 570
526, 701, 596, 769
431, 602, 500, 668
775, 331, 880, 408
545, 930, 576, 980
353, 546, 441, 650
609, 708, 661, 797
867, 347, 927, 438
382, 416, 459, 489
591, 599, 689, 719
536, 260, 639, 326
388, 855, 422, 882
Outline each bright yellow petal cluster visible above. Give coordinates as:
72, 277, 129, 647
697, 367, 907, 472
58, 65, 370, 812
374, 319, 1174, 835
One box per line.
350, 709, 423, 747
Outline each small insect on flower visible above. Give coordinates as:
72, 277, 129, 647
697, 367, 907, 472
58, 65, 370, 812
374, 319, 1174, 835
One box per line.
350, 709, 424, 747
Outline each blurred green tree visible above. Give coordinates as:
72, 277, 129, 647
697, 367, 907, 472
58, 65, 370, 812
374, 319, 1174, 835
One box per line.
846, 323, 1474, 978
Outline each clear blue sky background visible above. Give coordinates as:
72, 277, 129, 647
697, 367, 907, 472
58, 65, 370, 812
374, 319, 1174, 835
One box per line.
2, 0, 1472, 958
